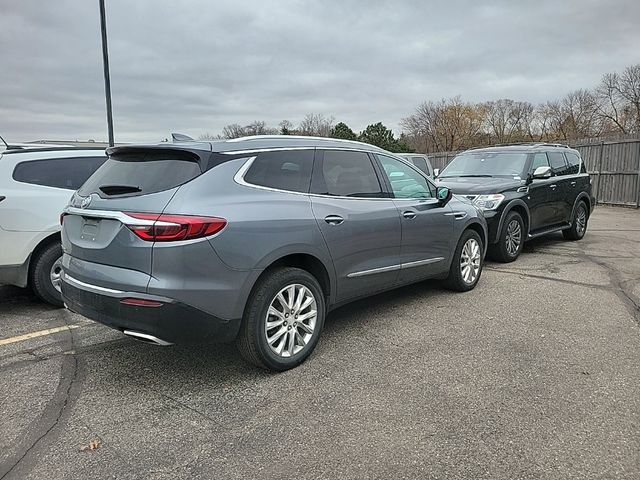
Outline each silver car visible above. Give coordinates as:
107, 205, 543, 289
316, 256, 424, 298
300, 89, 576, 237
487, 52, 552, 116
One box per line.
61, 136, 487, 371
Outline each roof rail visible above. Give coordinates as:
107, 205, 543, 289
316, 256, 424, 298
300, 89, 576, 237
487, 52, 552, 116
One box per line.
467, 141, 570, 151
532, 142, 569, 148
225, 134, 371, 147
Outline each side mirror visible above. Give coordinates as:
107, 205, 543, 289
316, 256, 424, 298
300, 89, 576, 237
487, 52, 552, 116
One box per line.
532, 166, 552, 179
436, 186, 452, 206
433, 168, 440, 178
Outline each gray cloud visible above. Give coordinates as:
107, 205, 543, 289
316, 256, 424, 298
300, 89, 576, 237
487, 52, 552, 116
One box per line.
2, 0, 639, 142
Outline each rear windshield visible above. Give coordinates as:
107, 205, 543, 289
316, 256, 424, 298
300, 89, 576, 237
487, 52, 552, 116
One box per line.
78, 152, 202, 197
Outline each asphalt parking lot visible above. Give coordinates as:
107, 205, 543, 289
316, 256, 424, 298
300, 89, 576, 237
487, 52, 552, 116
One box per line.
1, 206, 639, 480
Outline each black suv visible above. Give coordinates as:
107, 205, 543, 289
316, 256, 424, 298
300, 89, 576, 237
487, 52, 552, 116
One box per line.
436, 143, 595, 262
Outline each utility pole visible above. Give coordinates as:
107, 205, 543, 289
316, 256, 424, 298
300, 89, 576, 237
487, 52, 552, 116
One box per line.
99, 0, 114, 146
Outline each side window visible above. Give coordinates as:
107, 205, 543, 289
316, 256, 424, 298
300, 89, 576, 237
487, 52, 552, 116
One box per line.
548, 152, 569, 176
243, 150, 314, 193
565, 152, 582, 175
530, 153, 550, 172
411, 156, 430, 175
310, 150, 383, 198
376, 154, 435, 199
13, 156, 107, 190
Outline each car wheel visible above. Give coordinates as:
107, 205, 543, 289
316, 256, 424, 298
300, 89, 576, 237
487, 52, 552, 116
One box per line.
236, 267, 326, 371
29, 242, 64, 307
489, 211, 524, 263
563, 201, 589, 241
445, 229, 483, 292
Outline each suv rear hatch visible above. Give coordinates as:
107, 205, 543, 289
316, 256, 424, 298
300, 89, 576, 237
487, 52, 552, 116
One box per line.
61, 145, 211, 289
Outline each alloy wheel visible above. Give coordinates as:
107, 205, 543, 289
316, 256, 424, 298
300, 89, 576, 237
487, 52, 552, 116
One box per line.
460, 238, 481, 284
264, 284, 317, 358
50, 256, 63, 293
576, 206, 587, 235
505, 219, 522, 256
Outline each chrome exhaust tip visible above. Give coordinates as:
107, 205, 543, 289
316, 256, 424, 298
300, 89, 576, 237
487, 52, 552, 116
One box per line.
123, 330, 173, 346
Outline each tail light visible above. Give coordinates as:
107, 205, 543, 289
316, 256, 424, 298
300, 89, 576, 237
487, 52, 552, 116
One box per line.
124, 213, 227, 242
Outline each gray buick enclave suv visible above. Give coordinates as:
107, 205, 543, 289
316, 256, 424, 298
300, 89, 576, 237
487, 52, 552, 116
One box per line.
61, 136, 487, 371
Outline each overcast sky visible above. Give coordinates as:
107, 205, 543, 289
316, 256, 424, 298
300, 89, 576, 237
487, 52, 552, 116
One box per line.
1, 0, 639, 143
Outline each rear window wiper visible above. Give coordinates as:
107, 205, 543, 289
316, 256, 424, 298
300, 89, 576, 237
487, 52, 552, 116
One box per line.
98, 184, 142, 196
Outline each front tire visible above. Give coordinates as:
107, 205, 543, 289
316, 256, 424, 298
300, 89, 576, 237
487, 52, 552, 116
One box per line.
563, 201, 588, 241
236, 267, 326, 371
29, 242, 64, 307
489, 211, 524, 263
445, 229, 484, 292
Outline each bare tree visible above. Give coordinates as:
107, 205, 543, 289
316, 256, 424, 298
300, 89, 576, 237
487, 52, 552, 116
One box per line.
596, 72, 628, 134
618, 64, 640, 132
220, 123, 247, 139
546, 90, 601, 140
198, 132, 220, 140
219, 121, 277, 139
243, 121, 278, 136
298, 113, 335, 137
401, 97, 485, 153
279, 120, 294, 134
483, 99, 534, 143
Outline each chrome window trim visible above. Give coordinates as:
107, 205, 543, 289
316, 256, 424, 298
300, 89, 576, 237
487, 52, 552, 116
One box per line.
233, 149, 441, 201
234, 156, 397, 201
392, 198, 440, 205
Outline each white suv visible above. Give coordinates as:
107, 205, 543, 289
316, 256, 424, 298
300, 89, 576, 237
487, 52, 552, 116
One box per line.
0, 146, 106, 305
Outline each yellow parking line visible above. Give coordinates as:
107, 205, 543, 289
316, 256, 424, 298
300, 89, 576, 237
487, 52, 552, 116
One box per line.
0, 324, 85, 347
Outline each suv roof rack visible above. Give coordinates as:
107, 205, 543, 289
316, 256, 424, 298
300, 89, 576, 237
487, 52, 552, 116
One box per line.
225, 134, 371, 148
467, 141, 570, 151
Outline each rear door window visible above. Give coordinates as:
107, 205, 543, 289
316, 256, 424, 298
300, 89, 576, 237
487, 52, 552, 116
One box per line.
13, 156, 107, 190
243, 150, 314, 193
548, 152, 569, 176
565, 152, 582, 175
311, 150, 384, 198
411, 156, 430, 175
78, 152, 202, 197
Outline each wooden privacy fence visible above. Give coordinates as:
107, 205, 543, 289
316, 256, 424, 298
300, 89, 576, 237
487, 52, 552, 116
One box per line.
427, 138, 640, 208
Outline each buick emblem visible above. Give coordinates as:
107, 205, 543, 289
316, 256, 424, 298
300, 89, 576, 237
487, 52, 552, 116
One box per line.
80, 196, 92, 209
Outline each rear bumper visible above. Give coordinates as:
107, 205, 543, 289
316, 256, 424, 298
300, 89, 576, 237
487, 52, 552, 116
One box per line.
61, 274, 241, 344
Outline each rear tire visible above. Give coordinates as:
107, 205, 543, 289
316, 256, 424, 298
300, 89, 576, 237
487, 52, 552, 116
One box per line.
29, 242, 64, 307
563, 201, 588, 241
445, 229, 483, 292
236, 267, 325, 371
488, 211, 524, 263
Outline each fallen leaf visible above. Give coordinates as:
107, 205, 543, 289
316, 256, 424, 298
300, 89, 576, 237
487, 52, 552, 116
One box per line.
79, 440, 101, 452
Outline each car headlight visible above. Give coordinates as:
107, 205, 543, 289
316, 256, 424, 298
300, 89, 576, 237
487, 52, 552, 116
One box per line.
473, 194, 505, 210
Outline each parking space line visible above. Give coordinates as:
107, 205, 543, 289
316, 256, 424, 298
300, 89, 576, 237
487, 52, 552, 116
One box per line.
0, 324, 85, 347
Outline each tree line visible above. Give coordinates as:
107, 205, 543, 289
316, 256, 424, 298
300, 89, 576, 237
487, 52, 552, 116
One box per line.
200, 113, 413, 153
201, 63, 640, 154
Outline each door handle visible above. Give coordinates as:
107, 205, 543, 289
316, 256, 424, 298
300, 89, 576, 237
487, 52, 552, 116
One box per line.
403, 211, 417, 219
324, 215, 344, 225
549, 184, 557, 189
570, 181, 577, 186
